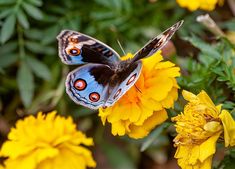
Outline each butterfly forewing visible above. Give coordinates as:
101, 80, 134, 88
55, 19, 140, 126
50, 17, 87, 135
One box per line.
57, 30, 121, 66
131, 20, 184, 62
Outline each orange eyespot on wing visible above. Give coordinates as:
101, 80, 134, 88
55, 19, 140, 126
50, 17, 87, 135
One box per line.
69, 37, 79, 43
67, 48, 81, 56
74, 79, 87, 91
89, 92, 100, 102
126, 73, 137, 85
113, 88, 122, 99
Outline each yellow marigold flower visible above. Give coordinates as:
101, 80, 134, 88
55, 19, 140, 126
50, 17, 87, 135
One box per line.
176, 0, 224, 11
0, 111, 96, 169
99, 51, 180, 139
172, 90, 235, 169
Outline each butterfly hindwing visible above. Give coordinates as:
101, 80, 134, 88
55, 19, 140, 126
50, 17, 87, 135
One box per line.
57, 30, 120, 65
104, 61, 142, 107
66, 64, 115, 109
132, 20, 184, 62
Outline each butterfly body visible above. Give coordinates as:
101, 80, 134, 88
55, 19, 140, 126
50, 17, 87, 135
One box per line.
57, 20, 183, 109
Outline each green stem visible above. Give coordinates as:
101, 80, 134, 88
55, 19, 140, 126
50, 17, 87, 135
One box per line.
17, 24, 25, 60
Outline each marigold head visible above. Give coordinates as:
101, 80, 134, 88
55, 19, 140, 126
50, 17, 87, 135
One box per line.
176, 0, 224, 11
99, 51, 180, 139
0, 111, 96, 169
172, 90, 235, 169
172, 90, 223, 145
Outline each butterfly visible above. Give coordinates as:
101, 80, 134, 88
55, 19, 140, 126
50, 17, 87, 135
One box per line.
57, 20, 183, 109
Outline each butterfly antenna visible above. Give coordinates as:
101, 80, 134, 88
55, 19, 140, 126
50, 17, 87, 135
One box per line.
117, 39, 126, 55
135, 84, 142, 93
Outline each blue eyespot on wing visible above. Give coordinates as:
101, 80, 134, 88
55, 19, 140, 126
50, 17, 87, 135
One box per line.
104, 61, 142, 107
57, 30, 120, 66
66, 64, 115, 109
131, 20, 184, 62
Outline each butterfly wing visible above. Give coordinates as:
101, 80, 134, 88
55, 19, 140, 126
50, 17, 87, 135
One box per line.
57, 30, 120, 66
66, 64, 115, 109
131, 20, 184, 62
104, 61, 142, 107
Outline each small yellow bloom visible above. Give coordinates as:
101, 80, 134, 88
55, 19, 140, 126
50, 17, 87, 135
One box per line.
0, 111, 96, 169
172, 90, 235, 169
176, 0, 224, 11
99, 51, 180, 139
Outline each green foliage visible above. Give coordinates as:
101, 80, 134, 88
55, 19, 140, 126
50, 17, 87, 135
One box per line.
0, 0, 235, 168
178, 35, 235, 105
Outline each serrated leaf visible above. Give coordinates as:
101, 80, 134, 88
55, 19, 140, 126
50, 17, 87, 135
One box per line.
25, 40, 55, 54
184, 36, 221, 59
141, 122, 171, 152
26, 57, 51, 80
0, 53, 18, 68
24, 29, 44, 40
0, 14, 16, 44
17, 62, 34, 107
17, 9, 29, 29
41, 25, 59, 44
22, 2, 43, 20
101, 142, 135, 169
0, 41, 17, 55
0, 0, 16, 5
26, 0, 43, 6
0, 9, 12, 19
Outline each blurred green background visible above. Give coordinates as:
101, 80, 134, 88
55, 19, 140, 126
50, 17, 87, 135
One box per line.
0, 0, 235, 168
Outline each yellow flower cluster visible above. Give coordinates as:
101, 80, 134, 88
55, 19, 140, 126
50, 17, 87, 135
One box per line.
0, 111, 96, 169
172, 90, 235, 169
99, 51, 180, 139
176, 0, 224, 11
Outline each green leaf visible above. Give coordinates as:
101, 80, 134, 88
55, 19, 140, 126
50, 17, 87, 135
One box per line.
184, 36, 221, 59
17, 9, 29, 29
26, 57, 51, 80
26, 0, 43, 7
25, 40, 55, 54
101, 142, 136, 169
0, 14, 16, 44
0, 0, 16, 5
0, 53, 18, 68
0, 41, 17, 55
140, 122, 171, 152
0, 9, 12, 19
17, 62, 34, 107
22, 2, 43, 20
41, 25, 59, 44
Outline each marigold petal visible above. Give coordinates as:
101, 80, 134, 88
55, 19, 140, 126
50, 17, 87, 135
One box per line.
128, 125, 149, 139
197, 91, 217, 111
111, 121, 126, 136
4, 155, 36, 169
0, 141, 35, 158
142, 51, 163, 74
219, 110, 235, 147
143, 109, 168, 131
182, 90, 197, 101
146, 77, 173, 101
160, 88, 178, 108
199, 131, 221, 162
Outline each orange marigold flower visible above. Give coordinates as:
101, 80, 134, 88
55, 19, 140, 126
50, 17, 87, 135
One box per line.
172, 90, 235, 169
0, 111, 96, 169
176, 0, 224, 11
99, 51, 180, 139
